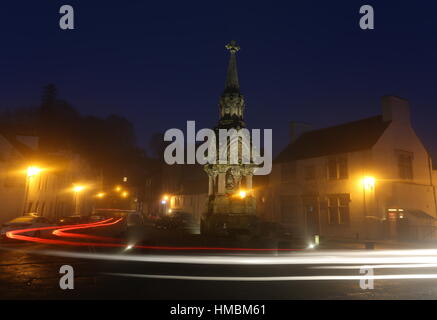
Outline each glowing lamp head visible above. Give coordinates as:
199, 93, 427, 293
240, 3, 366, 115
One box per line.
115, 186, 122, 192
96, 192, 105, 198
121, 191, 128, 198
239, 190, 247, 199
161, 200, 167, 204
27, 166, 42, 177
163, 195, 169, 201
362, 176, 376, 190
73, 185, 85, 193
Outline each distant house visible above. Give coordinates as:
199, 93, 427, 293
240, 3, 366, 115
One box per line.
23, 151, 94, 219
160, 163, 207, 223
0, 134, 34, 224
0, 133, 94, 224
268, 96, 437, 241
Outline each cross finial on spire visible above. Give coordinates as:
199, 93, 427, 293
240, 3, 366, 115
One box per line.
225, 40, 240, 53
223, 40, 240, 93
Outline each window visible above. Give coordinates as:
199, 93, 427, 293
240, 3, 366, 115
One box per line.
327, 159, 337, 180
338, 158, 348, 179
173, 196, 182, 208
328, 194, 350, 225
397, 151, 413, 180
280, 196, 298, 223
326, 157, 348, 180
281, 162, 296, 182
304, 165, 316, 181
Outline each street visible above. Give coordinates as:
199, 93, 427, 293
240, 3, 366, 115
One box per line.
3, 240, 437, 300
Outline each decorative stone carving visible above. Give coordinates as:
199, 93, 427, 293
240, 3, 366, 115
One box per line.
203, 41, 257, 216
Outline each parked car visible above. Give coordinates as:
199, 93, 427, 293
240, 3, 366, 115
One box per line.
126, 211, 144, 227
56, 215, 89, 225
118, 212, 146, 242
0, 215, 52, 240
89, 215, 106, 222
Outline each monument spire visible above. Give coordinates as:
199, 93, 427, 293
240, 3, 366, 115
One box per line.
203, 40, 257, 234
218, 40, 245, 129
224, 40, 240, 93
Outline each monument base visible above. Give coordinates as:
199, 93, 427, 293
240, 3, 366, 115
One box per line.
202, 194, 258, 236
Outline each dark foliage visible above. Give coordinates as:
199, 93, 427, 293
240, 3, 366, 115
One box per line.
0, 84, 153, 188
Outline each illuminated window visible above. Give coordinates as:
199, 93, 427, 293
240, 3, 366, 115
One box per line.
328, 194, 350, 225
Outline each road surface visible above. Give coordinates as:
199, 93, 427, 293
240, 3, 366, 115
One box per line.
3, 241, 437, 299
3, 218, 437, 300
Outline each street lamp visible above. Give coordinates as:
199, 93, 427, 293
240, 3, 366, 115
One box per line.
362, 176, 376, 240
23, 166, 42, 214
160, 195, 169, 215
73, 185, 85, 215
362, 176, 376, 190
27, 166, 42, 177
238, 190, 247, 199
73, 185, 85, 193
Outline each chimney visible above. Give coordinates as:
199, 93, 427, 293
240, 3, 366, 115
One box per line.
16, 135, 39, 151
381, 95, 411, 125
290, 121, 311, 143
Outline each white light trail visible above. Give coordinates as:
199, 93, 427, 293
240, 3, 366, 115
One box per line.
34, 249, 437, 266
313, 263, 437, 270
103, 272, 437, 282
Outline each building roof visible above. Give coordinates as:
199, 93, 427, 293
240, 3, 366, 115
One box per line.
0, 133, 35, 157
275, 115, 391, 163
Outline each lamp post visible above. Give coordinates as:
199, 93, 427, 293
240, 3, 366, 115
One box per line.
73, 185, 85, 215
362, 176, 376, 240
160, 195, 169, 215
23, 166, 42, 215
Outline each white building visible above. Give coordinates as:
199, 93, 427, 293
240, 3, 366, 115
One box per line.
268, 96, 437, 241
0, 133, 94, 224
0, 134, 35, 224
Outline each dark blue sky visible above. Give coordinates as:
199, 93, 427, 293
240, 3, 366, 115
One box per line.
1, 1, 437, 157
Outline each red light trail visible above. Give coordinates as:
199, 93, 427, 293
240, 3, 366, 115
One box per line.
6, 218, 303, 252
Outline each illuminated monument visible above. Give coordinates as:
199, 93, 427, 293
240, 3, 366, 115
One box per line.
202, 41, 257, 234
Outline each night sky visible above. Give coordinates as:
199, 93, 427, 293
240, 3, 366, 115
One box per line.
1, 1, 437, 157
